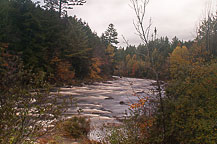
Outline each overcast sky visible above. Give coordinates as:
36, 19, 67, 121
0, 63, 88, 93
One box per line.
38, 0, 216, 47
68, 0, 216, 47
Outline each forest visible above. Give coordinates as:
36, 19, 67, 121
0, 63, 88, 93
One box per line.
0, 0, 216, 144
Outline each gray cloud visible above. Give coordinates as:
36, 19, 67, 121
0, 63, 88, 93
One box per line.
41, 0, 216, 47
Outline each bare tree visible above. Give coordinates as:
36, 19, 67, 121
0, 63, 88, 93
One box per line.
130, 0, 151, 57
130, 0, 166, 143
44, 0, 86, 17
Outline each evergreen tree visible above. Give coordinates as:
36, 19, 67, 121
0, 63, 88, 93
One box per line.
103, 23, 119, 46
197, 13, 217, 57
44, 0, 86, 17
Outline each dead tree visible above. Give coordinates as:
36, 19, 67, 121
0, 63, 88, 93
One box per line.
44, 0, 86, 17
130, 0, 166, 142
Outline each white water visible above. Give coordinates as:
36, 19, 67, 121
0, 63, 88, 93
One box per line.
54, 76, 157, 141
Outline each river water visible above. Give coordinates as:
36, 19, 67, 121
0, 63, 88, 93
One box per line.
51, 76, 157, 141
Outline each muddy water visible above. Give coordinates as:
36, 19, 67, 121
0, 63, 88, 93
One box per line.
52, 76, 156, 141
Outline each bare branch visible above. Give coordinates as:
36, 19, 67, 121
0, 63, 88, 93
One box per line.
145, 18, 152, 42
130, 0, 151, 46
130, 1, 166, 142
122, 35, 130, 47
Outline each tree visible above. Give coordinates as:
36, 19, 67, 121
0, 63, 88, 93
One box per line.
62, 16, 91, 78
102, 23, 119, 46
164, 42, 217, 143
56, 60, 75, 82
0, 0, 110, 82
104, 44, 115, 75
130, 0, 152, 58
89, 57, 103, 79
125, 54, 132, 76
131, 54, 139, 76
0, 43, 64, 143
130, 0, 166, 142
44, 0, 86, 17
197, 13, 217, 57
169, 45, 190, 79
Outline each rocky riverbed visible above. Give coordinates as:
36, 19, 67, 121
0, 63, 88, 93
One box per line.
51, 76, 157, 141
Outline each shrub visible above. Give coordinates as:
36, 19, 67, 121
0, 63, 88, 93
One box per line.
58, 117, 90, 139
0, 43, 64, 144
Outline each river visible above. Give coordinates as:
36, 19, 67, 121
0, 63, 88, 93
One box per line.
51, 76, 157, 141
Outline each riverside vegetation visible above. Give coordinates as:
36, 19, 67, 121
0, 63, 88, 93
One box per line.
0, 0, 216, 143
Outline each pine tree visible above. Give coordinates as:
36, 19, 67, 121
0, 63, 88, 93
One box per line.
43, 0, 86, 17
103, 23, 119, 46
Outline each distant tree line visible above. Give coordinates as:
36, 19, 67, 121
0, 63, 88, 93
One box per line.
113, 36, 193, 79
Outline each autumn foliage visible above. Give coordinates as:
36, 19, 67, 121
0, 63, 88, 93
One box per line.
108, 13, 217, 144
89, 57, 103, 79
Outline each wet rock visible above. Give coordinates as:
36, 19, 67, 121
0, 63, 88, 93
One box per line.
105, 97, 114, 100
151, 81, 165, 86
102, 81, 113, 84
66, 85, 73, 88
119, 101, 125, 105
54, 77, 158, 141
136, 91, 145, 94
